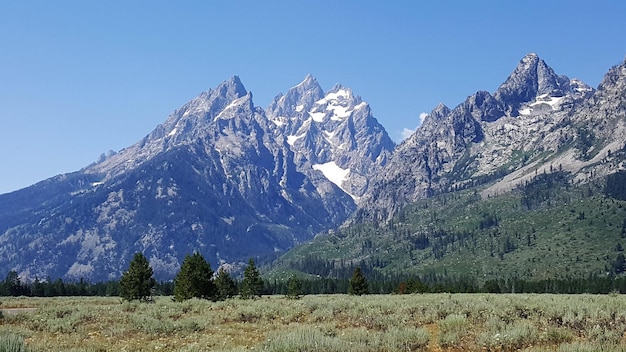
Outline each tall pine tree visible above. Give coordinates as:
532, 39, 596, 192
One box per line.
286, 274, 303, 299
214, 268, 238, 301
173, 252, 216, 301
348, 267, 368, 296
119, 253, 156, 302
240, 258, 264, 299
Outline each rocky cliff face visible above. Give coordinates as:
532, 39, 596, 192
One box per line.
360, 53, 621, 220
2, 54, 624, 281
266, 75, 395, 200
0, 76, 388, 281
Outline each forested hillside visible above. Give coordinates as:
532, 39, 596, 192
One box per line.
269, 171, 626, 288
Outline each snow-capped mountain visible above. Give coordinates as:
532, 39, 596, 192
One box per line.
2, 53, 625, 282
0, 76, 386, 281
360, 53, 621, 220
267, 75, 395, 200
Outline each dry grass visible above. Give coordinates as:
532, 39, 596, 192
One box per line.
1, 294, 626, 351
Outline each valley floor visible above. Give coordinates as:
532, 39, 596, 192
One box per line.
1, 294, 626, 351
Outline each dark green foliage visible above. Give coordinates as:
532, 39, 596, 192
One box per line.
214, 268, 237, 300
348, 267, 368, 295
3, 271, 27, 296
119, 252, 156, 302
604, 171, 626, 200
575, 126, 595, 159
478, 212, 499, 229
286, 274, 303, 299
270, 173, 626, 287
482, 279, 501, 293
613, 253, 626, 274
173, 252, 216, 301
520, 171, 570, 210
240, 258, 264, 299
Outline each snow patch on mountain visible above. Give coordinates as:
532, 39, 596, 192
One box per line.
312, 162, 355, 199
287, 133, 306, 146
310, 111, 326, 122
519, 94, 566, 115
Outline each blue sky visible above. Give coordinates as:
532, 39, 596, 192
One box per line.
1, 1, 626, 194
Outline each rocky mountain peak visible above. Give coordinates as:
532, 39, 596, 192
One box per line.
494, 53, 573, 115
433, 103, 451, 116
216, 75, 248, 100
299, 74, 320, 90
267, 75, 324, 126
597, 56, 626, 93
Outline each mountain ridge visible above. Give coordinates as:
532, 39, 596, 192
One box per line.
2, 53, 626, 283
0, 74, 390, 281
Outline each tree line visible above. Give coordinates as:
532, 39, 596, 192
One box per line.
4, 255, 626, 298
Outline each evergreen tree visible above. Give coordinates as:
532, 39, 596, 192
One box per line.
4, 271, 24, 296
613, 253, 626, 274
286, 274, 303, 299
119, 252, 156, 302
348, 267, 368, 295
214, 268, 237, 301
173, 252, 216, 301
240, 258, 264, 299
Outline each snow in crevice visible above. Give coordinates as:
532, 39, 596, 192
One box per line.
295, 104, 304, 112
214, 96, 248, 121
287, 133, 306, 146
325, 89, 350, 101
271, 117, 286, 127
328, 105, 351, 120
313, 162, 349, 187
309, 111, 326, 122
354, 102, 367, 110
519, 94, 566, 116
168, 128, 178, 137
312, 162, 355, 200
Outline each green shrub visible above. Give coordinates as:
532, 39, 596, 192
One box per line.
263, 327, 360, 352
383, 327, 430, 351
0, 333, 28, 352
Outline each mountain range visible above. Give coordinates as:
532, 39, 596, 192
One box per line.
0, 73, 393, 281
1, 53, 625, 282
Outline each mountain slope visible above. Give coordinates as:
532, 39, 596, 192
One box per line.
0, 76, 387, 281
360, 53, 599, 220
267, 76, 395, 200
270, 175, 626, 282
270, 54, 626, 283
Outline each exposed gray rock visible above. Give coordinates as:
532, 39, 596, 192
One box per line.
0, 75, 389, 281
267, 77, 395, 201
360, 53, 617, 220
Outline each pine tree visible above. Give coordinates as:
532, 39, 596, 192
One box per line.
214, 268, 238, 301
240, 258, 264, 299
4, 270, 23, 296
286, 274, 303, 299
348, 267, 368, 295
173, 252, 216, 301
119, 253, 156, 302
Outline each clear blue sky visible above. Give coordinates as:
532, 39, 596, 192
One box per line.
1, 1, 625, 194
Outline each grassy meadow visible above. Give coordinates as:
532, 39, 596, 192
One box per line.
1, 293, 626, 351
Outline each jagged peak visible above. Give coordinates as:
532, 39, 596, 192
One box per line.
212, 76, 248, 100
597, 56, 626, 93
328, 83, 347, 93
432, 103, 451, 117
295, 74, 320, 89
325, 84, 362, 104
494, 53, 571, 111
267, 75, 324, 117
520, 52, 540, 65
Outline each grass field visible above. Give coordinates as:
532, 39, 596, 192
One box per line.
1, 294, 626, 351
